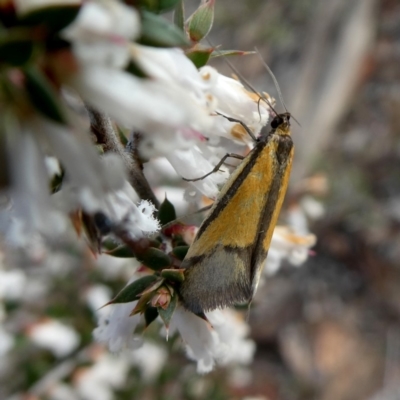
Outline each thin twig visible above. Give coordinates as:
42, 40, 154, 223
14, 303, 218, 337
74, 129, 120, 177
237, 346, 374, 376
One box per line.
87, 106, 159, 208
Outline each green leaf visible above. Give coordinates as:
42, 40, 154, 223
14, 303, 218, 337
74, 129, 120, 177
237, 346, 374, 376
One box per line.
101, 238, 120, 252
144, 307, 159, 327
160, 268, 185, 283
186, 47, 213, 68
171, 246, 189, 261
0, 37, 35, 66
139, 0, 181, 14
23, 66, 66, 123
130, 290, 154, 315
158, 293, 177, 329
107, 275, 159, 305
106, 244, 136, 258
187, 0, 215, 42
173, 0, 185, 31
137, 247, 172, 271
158, 197, 176, 226
139, 10, 189, 47
210, 49, 255, 58
19, 5, 81, 33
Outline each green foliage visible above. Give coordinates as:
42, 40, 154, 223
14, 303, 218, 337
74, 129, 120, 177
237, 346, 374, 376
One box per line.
158, 197, 177, 226
23, 66, 66, 123
139, 10, 190, 47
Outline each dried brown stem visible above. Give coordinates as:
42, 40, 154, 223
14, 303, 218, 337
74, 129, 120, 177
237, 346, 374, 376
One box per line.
87, 107, 159, 208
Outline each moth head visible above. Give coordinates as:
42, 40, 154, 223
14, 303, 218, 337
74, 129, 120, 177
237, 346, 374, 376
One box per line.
270, 112, 291, 135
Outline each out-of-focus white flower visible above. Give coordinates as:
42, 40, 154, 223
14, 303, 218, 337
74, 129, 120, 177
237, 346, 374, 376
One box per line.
2, 127, 67, 245
73, 65, 212, 157
27, 319, 80, 357
300, 196, 325, 220
47, 383, 78, 400
170, 306, 255, 373
0, 269, 27, 301
85, 284, 113, 317
0, 327, 15, 356
74, 352, 130, 400
264, 226, 317, 276
165, 66, 272, 199
101, 189, 160, 239
63, 1, 140, 68
130, 341, 168, 381
93, 301, 142, 352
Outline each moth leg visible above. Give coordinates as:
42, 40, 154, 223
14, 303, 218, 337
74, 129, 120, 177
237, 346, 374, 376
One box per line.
216, 112, 257, 141
182, 153, 244, 182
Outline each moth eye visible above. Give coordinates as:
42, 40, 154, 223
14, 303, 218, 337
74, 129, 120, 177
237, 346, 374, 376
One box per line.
271, 116, 283, 129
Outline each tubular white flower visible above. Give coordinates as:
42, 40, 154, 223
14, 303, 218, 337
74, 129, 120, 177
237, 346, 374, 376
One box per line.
27, 319, 80, 358
170, 306, 255, 373
62, 1, 140, 68
264, 226, 317, 276
72, 65, 211, 146
200, 66, 271, 142
75, 353, 130, 400
167, 147, 229, 199
93, 301, 142, 352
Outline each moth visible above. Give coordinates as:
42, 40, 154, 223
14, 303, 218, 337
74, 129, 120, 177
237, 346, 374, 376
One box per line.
179, 111, 293, 314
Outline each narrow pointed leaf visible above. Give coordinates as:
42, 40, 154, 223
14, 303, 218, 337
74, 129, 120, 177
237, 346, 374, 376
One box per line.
160, 268, 185, 283
19, 5, 81, 33
138, 247, 172, 271
173, 0, 185, 31
211, 50, 255, 58
187, 0, 215, 42
130, 291, 154, 315
158, 196, 176, 226
106, 244, 136, 258
139, 11, 189, 47
171, 246, 189, 260
139, 278, 164, 297
107, 275, 159, 305
23, 66, 66, 123
186, 47, 213, 68
158, 293, 177, 329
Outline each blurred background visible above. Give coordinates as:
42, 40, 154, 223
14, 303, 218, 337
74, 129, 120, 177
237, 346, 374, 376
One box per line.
206, 0, 400, 399
2, 0, 400, 399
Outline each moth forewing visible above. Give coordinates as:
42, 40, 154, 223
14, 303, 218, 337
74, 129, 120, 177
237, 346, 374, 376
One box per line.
180, 113, 293, 315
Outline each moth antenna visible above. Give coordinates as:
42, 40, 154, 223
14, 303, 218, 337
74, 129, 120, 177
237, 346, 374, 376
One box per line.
208, 40, 280, 117
254, 47, 288, 113
254, 48, 301, 127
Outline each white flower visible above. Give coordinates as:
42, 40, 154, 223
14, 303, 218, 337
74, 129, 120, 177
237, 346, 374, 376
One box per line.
63, 1, 140, 68
170, 306, 255, 373
264, 226, 317, 276
93, 301, 142, 352
130, 341, 168, 381
74, 352, 130, 400
100, 189, 160, 239
27, 319, 80, 357
199, 66, 271, 143
72, 65, 211, 155
0, 269, 27, 301
167, 147, 229, 199
0, 327, 15, 356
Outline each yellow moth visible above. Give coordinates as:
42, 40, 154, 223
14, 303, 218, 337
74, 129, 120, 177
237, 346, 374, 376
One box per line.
180, 111, 293, 314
